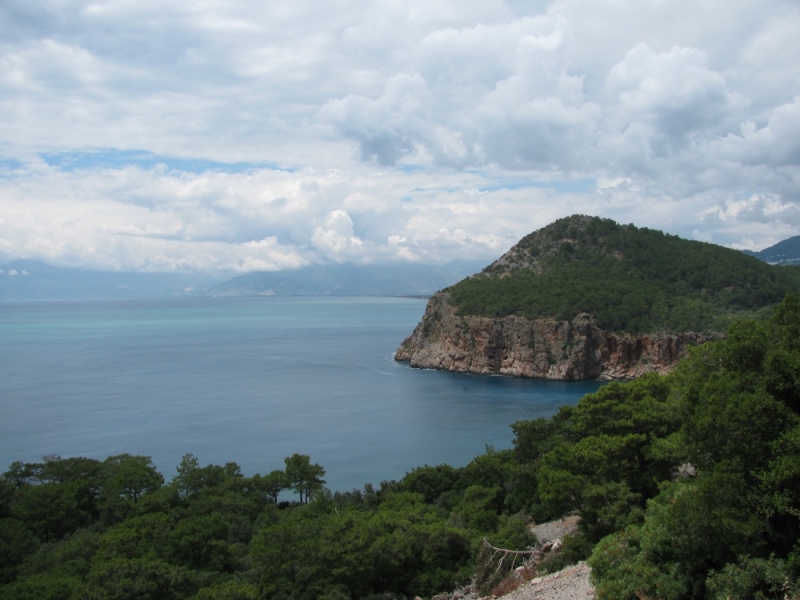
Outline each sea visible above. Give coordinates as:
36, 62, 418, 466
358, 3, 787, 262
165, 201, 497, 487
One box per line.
0, 297, 603, 492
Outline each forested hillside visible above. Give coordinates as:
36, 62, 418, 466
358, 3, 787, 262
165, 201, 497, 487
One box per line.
2, 296, 799, 599
449, 215, 800, 333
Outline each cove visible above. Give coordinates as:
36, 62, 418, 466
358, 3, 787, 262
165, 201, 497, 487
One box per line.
0, 296, 603, 491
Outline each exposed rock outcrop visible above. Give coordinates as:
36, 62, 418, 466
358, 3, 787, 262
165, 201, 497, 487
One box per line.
395, 292, 714, 381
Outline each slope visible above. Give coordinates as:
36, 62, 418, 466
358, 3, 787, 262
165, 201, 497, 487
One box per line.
449, 215, 800, 334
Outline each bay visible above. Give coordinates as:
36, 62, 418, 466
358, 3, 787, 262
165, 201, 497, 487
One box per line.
0, 297, 603, 492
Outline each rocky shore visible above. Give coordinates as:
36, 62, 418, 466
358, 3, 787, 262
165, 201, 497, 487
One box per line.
396, 292, 714, 381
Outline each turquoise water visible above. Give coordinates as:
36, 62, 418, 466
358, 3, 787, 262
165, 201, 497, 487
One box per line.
0, 297, 602, 491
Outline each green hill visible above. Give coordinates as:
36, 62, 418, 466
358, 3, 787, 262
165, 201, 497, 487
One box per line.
448, 215, 800, 334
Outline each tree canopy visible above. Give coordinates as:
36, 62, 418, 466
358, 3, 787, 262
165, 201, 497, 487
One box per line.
448, 215, 800, 333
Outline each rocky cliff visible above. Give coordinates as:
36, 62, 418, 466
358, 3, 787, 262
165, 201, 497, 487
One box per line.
395, 292, 713, 381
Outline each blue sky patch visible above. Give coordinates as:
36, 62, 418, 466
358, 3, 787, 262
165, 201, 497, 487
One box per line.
40, 149, 287, 174
0, 158, 24, 177
396, 163, 426, 173
478, 177, 596, 194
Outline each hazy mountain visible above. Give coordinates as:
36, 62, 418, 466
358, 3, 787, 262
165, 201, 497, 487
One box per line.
743, 235, 800, 265
203, 261, 490, 297
0, 260, 224, 301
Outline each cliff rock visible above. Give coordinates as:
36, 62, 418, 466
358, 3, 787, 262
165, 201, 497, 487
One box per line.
395, 292, 712, 381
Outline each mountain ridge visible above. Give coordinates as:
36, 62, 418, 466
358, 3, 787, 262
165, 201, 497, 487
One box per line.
743, 234, 800, 265
202, 260, 489, 298
0, 260, 223, 301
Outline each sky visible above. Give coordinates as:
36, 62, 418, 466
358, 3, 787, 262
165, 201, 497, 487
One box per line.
1, 0, 799, 273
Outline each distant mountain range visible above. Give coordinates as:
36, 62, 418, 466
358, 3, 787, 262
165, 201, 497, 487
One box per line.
201, 261, 489, 297
743, 235, 800, 265
2, 231, 797, 301
0, 259, 489, 301
0, 260, 224, 301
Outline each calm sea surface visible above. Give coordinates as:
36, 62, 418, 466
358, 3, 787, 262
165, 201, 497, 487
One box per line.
0, 297, 603, 491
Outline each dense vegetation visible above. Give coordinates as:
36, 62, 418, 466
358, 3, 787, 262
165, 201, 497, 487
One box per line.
448, 215, 800, 333
0, 451, 534, 599
2, 295, 799, 599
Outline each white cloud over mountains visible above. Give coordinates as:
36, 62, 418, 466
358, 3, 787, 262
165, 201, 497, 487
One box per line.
0, 0, 798, 271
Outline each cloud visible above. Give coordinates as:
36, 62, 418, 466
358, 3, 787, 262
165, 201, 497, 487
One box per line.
718, 97, 800, 168
320, 13, 601, 170
606, 45, 746, 152
1, 0, 799, 272
319, 74, 430, 165
311, 210, 367, 261
0, 162, 552, 270
701, 194, 800, 227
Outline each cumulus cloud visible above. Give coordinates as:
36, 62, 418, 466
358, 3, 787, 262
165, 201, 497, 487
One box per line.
1, 0, 799, 271
606, 45, 746, 151
319, 74, 431, 165
719, 97, 800, 168
701, 194, 800, 227
311, 210, 367, 261
0, 162, 552, 270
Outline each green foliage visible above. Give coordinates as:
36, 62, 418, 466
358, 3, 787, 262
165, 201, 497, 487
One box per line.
589, 476, 771, 600
19, 529, 102, 580
399, 463, 460, 504
706, 556, 797, 600
96, 513, 173, 562
486, 512, 535, 551
102, 454, 163, 504
251, 491, 473, 599
4, 297, 800, 598
193, 579, 260, 599
169, 513, 235, 572
449, 216, 800, 333
0, 518, 39, 582
251, 469, 287, 504
83, 557, 205, 600
0, 573, 83, 600
3, 451, 521, 599
453, 485, 503, 531
174, 453, 201, 498
536, 374, 682, 540
12, 480, 95, 542
283, 453, 326, 504
587, 294, 800, 599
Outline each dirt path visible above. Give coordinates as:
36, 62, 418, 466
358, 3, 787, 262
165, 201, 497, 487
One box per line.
494, 562, 594, 600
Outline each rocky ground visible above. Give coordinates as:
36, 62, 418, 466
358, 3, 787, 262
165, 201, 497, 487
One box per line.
491, 563, 594, 600
428, 562, 594, 600
429, 516, 594, 600
531, 515, 580, 546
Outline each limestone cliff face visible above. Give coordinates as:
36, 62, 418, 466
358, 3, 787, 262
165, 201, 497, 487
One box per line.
395, 292, 713, 381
